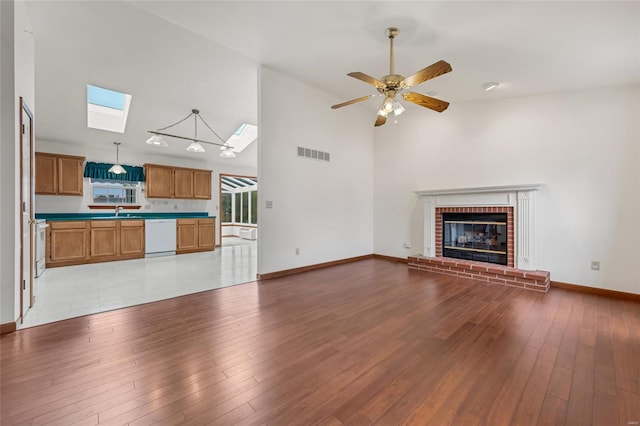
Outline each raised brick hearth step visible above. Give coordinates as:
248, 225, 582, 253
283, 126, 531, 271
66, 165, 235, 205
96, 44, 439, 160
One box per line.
408, 255, 550, 292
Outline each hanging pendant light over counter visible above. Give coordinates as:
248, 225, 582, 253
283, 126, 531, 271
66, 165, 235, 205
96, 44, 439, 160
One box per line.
108, 142, 127, 175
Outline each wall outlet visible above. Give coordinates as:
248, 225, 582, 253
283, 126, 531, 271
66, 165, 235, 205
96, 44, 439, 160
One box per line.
174, 204, 178, 210
295, 248, 300, 255
591, 261, 600, 271
266, 200, 273, 209
403, 242, 411, 249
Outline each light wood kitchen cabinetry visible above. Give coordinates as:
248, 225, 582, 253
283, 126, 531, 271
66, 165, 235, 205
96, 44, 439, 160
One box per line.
177, 218, 215, 253
144, 163, 212, 200
47, 219, 145, 267
35, 152, 85, 196
173, 168, 194, 199
193, 170, 212, 199
120, 220, 145, 257
144, 164, 174, 198
198, 218, 216, 249
47, 221, 90, 267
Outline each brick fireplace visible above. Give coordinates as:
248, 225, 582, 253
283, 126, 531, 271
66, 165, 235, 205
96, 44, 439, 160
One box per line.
409, 184, 550, 292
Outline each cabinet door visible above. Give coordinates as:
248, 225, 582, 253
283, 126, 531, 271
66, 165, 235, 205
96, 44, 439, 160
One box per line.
198, 218, 215, 250
90, 221, 118, 258
193, 170, 212, 200
35, 153, 58, 194
173, 169, 194, 199
145, 165, 173, 198
49, 221, 88, 262
57, 157, 84, 195
120, 220, 145, 256
176, 219, 198, 252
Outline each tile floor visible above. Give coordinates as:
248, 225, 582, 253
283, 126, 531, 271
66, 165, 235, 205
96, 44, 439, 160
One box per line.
21, 240, 257, 329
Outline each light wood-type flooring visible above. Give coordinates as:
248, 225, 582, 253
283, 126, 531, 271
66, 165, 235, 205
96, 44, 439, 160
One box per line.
1, 258, 639, 425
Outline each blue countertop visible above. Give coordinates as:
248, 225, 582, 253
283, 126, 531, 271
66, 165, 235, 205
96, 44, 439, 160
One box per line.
36, 212, 216, 221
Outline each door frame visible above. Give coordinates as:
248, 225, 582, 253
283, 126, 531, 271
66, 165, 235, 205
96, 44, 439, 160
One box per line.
19, 97, 35, 323
218, 173, 257, 245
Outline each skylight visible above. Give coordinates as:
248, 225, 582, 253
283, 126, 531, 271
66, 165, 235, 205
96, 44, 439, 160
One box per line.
225, 123, 257, 153
87, 84, 132, 133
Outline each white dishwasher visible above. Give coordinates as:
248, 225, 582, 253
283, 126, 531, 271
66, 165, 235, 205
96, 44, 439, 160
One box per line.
145, 219, 177, 257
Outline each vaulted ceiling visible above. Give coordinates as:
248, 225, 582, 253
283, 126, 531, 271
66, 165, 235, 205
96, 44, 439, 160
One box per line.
26, 1, 639, 168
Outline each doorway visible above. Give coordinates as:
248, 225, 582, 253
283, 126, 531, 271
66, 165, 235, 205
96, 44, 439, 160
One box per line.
219, 174, 257, 247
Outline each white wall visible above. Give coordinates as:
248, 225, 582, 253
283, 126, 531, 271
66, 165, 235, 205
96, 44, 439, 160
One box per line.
258, 67, 374, 274
0, 0, 35, 324
374, 85, 640, 294
35, 139, 256, 246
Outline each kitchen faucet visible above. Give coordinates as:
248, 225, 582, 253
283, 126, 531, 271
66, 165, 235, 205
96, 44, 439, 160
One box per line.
115, 206, 123, 217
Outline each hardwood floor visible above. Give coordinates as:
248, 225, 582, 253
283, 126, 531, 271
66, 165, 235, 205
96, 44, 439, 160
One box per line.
1, 258, 639, 425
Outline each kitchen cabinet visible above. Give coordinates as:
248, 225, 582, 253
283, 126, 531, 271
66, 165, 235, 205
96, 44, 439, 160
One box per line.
173, 168, 194, 199
177, 218, 215, 254
90, 221, 118, 259
35, 152, 85, 196
144, 164, 173, 198
144, 163, 212, 200
193, 170, 212, 199
47, 219, 145, 267
47, 221, 90, 267
120, 220, 145, 257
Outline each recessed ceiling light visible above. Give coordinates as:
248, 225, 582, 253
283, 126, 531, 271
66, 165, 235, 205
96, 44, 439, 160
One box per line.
483, 82, 500, 91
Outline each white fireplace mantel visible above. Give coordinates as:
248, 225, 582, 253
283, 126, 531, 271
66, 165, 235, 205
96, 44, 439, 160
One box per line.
415, 184, 544, 270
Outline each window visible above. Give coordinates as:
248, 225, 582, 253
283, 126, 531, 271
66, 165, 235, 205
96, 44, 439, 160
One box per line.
250, 191, 258, 224
221, 192, 232, 222
224, 123, 257, 153
242, 192, 249, 223
87, 84, 132, 133
235, 193, 241, 222
91, 179, 138, 204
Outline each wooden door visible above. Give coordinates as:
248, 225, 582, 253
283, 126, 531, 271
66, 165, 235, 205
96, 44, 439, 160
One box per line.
120, 220, 145, 256
193, 170, 212, 199
173, 168, 194, 199
49, 221, 88, 262
198, 218, 215, 250
57, 156, 84, 195
145, 164, 173, 198
176, 219, 198, 252
90, 221, 118, 258
34, 153, 57, 194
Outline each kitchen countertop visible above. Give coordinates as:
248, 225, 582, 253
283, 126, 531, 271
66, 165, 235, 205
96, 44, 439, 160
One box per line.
35, 212, 216, 221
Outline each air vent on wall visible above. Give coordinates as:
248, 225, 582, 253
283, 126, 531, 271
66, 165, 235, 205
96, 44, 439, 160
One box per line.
297, 146, 330, 162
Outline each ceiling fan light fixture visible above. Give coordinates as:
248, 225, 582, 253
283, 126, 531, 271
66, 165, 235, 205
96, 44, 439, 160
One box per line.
393, 101, 405, 116
186, 141, 206, 153
377, 108, 388, 117
483, 82, 500, 91
383, 99, 395, 113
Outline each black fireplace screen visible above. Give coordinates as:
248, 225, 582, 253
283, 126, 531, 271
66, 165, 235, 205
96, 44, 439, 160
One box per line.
442, 212, 508, 265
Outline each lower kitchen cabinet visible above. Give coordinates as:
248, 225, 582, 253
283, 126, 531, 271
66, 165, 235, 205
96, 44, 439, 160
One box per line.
177, 218, 216, 254
47, 221, 90, 267
47, 220, 145, 267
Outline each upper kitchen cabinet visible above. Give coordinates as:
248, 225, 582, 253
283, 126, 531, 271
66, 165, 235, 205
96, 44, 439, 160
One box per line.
35, 152, 85, 196
173, 168, 194, 199
144, 164, 212, 200
144, 164, 173, 198
193, 170, 212, 199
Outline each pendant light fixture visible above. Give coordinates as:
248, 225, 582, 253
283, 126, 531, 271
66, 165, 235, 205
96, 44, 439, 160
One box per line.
147, 109, 233, 156
219, 144, 236, 158
108, 142, 127, 175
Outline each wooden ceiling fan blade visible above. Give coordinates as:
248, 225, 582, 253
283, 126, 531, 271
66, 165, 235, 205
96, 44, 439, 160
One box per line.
374, 113, 387, 127
348, 72, 386, 89
402, 60, 452, 88
331, 95, 375, 109
402, 92, 450, 112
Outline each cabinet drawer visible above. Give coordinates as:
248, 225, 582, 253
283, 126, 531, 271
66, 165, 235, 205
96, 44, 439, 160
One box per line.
50, 221, 87, 230
90, 220, 117, 228
120, 220, 144, 227
177, 219, 197, 225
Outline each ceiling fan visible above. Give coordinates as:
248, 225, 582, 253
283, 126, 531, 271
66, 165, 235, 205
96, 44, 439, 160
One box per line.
331, 27, 452, 127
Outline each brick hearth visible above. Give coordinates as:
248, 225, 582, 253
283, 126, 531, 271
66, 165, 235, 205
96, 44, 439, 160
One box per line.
408, 255, 550, 292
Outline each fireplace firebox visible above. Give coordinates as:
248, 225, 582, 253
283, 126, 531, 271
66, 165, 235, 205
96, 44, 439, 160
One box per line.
442, 212, 508, 266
